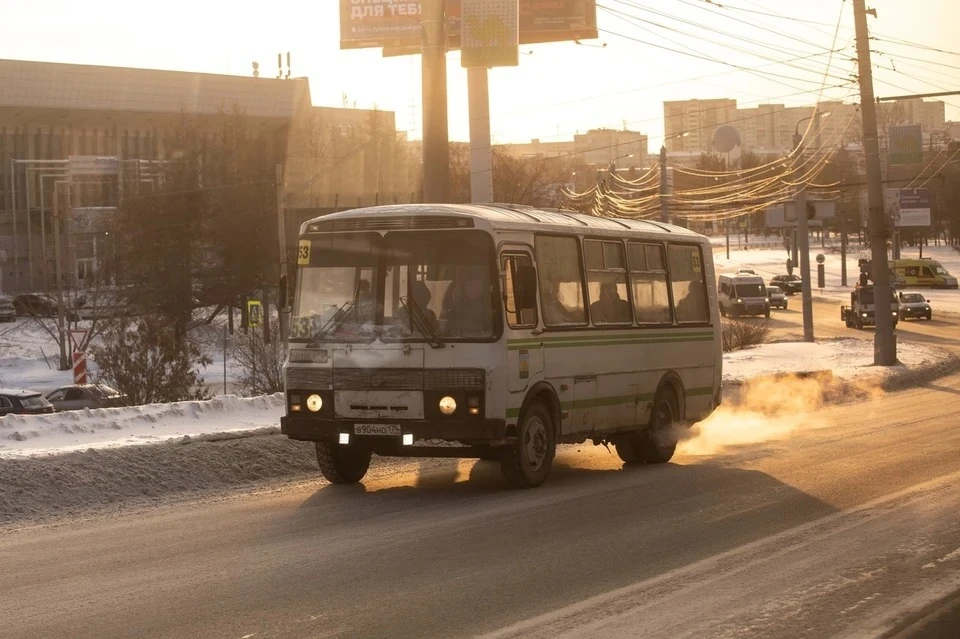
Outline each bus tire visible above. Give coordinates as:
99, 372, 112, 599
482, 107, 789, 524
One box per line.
500, 402, 555, 489
639, 389, 680, 464
316, 441, 372, 484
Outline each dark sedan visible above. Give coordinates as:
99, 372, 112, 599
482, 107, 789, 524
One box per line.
0, 389, 56, 416
769, 274, 803, 295
46, 384, 124, 411
13, 294, 80, 321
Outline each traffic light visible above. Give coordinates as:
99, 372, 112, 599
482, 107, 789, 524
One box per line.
806, 201, 816, 220
858, 258, 871, 286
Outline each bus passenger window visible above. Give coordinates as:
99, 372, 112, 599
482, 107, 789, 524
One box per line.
535, 236, 587, 327
628, 242, 671, 324
503, 255, 538, 328
922, 267, 934, 277
669, 244, 710, 324
585, 240, 631, 325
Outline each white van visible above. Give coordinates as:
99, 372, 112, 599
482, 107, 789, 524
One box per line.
717, 273, 770, 319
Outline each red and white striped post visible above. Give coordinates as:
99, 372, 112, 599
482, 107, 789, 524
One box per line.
72, 352, 87, 385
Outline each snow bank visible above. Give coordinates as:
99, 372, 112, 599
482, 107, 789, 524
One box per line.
723, 337, 938, 384
0, 394, 285, 457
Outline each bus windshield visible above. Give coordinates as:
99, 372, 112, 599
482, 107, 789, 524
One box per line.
291, 230, 499, 343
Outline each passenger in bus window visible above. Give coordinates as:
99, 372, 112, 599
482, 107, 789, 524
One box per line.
675, 279, 708, 323
444, 268, 492, 336
590, 280, 631, 324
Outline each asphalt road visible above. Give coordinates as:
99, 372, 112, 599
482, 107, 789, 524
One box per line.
2, 301, 960, 639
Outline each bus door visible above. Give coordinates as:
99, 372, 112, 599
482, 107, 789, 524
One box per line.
919, 265, 937, 287
502, 252, 543, 393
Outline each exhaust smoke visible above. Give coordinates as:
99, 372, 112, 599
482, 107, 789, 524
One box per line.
678, 371, 884, 456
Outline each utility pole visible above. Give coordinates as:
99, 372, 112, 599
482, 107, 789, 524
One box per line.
275, 163, 289, 346
796, 182, 815, 342
468, 68, 493, 203
421, 0, 450, 203
854, 0, 897, 365
53, 181, 68, 371
841, 203, 848, 286
659, 145, 669, 223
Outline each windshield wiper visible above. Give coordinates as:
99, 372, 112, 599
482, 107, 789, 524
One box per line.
399, 296, 444, 349
307, 301, 355, 347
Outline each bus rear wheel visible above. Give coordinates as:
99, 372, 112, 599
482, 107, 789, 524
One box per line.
501, 402, 555, 489
616, 390, 680, 465
316, 441, 372, 484
640, 391, 680, 464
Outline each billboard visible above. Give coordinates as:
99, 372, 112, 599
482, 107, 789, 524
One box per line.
461, 0, 519, 68
896, 188, 931, 227
888, 124, 923, 166
340, 0, 598, 51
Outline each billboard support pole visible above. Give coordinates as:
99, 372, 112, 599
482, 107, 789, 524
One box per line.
854, 0, 896, 366
468, 67, 493, 203
421, 0, 450, 203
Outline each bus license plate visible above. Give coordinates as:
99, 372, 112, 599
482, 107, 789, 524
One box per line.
354, 423, 402, 436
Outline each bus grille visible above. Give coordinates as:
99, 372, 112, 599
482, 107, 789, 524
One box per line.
287, 368, 485, 391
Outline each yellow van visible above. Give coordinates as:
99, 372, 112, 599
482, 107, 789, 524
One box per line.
890, 259, 959, 289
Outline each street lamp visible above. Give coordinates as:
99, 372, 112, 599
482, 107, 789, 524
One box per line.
660, 131, 689, 223
792, 110, 830, 344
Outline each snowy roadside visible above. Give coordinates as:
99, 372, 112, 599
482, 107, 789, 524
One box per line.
0, 338, 956, 530
0, 339, 952, 459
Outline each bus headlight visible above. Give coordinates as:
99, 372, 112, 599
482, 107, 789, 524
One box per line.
439, 396, 457, 415
306, 393, 323, 412
862, 313, 868, 318
737, 298, 743, 304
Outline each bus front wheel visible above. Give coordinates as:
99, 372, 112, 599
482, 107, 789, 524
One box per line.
501, 402, 556, 489
316, 441, 372, 484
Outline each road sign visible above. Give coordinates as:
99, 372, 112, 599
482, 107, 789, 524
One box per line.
69, 329, 89, 351
816, 254, 825, 264
247, 300, 263, 329
764, 201, 835, 227
888, 125, 923, 165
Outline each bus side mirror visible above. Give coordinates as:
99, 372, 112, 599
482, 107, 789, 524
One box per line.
279, 274, 291, 312
516, 265, 538, 309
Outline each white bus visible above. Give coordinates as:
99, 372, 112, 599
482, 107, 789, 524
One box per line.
280, 204, 722, 489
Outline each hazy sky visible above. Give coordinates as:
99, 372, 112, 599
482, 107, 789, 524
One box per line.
2, 0, 959, 147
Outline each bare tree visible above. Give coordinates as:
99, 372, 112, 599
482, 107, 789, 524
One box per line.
26, 269, 120, 370
232, 317, 284, 396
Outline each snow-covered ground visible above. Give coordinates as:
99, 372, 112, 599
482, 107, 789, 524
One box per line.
711, 236, 960, 315
0, 313, 245, 394
0, 337, 946, 458
722, 337, 936, 384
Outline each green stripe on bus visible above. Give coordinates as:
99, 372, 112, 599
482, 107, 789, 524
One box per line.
507, 335, 714, 351
505, 386, 715, 419
508, 331, 713, 346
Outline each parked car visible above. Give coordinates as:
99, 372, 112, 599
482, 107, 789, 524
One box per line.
897, 291, 933, 321
767, 285, 788, 310
0, 389, 56, 416
13, 293, 80, 321
45, 384, 125, 411
0, 295, 16, 322
769, 274, 803, 295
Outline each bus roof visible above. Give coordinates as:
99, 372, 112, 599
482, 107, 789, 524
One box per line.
300, 203, 704, 238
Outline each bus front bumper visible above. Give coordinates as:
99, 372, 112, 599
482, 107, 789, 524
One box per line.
281, 416, 509, 444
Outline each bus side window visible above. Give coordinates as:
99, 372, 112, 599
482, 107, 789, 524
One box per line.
535, 235, 588, 327
669, 244, 710, 324
921, 267, 934, 277
628, 242, 671, 325
503, 255, 538, 328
